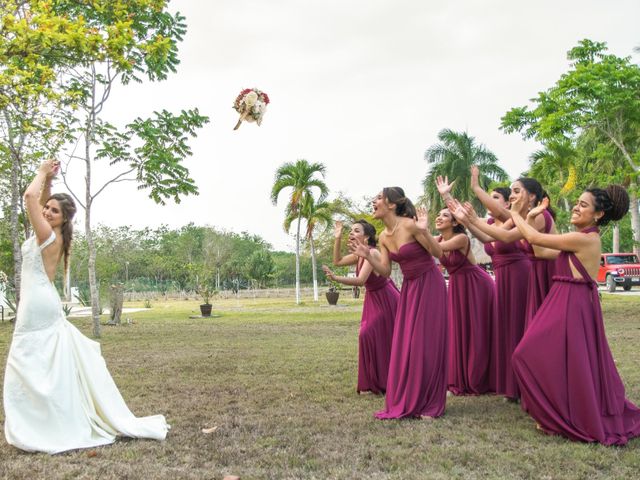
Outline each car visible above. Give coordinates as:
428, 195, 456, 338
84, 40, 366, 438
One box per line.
597, 253, 640, 292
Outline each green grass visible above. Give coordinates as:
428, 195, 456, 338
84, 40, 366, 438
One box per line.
1, 295, 639, 479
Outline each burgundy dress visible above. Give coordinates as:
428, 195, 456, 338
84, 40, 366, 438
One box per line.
513, 228, 640, 445
375, 242, 448, 419
440, 236, 496, 395
356, 257, 399, 394
518, 209, 556, 328
484, 219, 531, 399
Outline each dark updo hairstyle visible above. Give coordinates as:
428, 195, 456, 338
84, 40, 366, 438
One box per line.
492, 187, 511, 203
444, 208, 466, 234
382, 187, 416, 218
516, 177, 556, 219
354, 219, 377, 247
47, 193, 76, 278
452, 221, 466, 235
586, 185, 629, 226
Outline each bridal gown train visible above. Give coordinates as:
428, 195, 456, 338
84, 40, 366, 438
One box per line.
3, 233, 169, 454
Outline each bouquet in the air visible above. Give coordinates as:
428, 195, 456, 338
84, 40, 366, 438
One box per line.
233, 88, 270, 130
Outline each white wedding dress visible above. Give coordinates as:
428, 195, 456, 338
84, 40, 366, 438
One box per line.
3, 232, 169, 454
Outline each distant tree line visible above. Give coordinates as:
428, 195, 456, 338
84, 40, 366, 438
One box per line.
64, 223, 335, 298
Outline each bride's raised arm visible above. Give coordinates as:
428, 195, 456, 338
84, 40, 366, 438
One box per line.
24, 159, 59, 243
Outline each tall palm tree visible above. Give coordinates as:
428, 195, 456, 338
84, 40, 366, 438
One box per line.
285, 194, 333, 301
528, 140, 578, 214
271, 159, 328, 304
422, 129, 508, 216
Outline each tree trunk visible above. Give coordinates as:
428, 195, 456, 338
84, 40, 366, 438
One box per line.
86, 196, 101, 337
84, 120, 101, 337
5, 111, 24, 305
310, 235, 318, 302
9, 151, 22, 305
295, 212, 301, 304
108, 284, 123, 325
612, 223, 620, 253
630, 190, 640, 255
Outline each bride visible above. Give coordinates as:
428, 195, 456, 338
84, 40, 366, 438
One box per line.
3, 159, 169, 454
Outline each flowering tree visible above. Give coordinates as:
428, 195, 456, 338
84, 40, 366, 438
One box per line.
0, 1, 101, 301
51, 0, 209, 337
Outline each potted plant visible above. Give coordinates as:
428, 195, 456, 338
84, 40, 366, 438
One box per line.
196, 283, 215, 317
325, 280, 340, 305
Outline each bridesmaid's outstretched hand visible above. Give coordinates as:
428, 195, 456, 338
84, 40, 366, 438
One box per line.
349, 239, 370, 259
447, 199, 468, 225
470, 165, 480, 189
463, 202, 480, 224
322, 265, 336, 280
333, 220, 343, 239
416, 207, 430, 232
436, 175, 455, 197
527, 197, 550, 220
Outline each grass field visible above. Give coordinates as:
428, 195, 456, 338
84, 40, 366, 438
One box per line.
1, 295, 639, 479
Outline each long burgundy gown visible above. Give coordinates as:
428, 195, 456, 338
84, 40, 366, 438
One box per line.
484, 219, 531, 399
518, 209, 556, 329
356, 257, 399, 394
440, 236, 496, 395
513, 227, 640, 445
375, 242, 448, 419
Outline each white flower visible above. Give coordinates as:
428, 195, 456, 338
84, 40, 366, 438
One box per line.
243, 91, 259, 107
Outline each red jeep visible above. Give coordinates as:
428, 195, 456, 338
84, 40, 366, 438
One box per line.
597, 253, 640, 292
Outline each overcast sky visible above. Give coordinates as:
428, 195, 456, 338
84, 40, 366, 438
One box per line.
59, 0, 640, 251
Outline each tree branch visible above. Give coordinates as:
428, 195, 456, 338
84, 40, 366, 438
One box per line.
91, 166, 137, 200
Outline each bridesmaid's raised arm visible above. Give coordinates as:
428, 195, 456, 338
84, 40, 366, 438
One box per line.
511, 208, 589, 254
322, 259, 373, 287
470, 165, 511, 223
413, 207, 443, 258
448, 199, 496, 244
332, 220, 358, 266
351, 235, 392, 277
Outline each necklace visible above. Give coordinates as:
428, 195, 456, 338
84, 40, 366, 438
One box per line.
387, 218, 400, 236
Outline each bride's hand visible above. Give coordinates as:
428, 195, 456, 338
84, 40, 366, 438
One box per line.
39, 158, 60, 178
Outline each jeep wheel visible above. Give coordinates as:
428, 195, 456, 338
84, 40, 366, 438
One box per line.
623, 285, 632, 291
606, 275, 616, 293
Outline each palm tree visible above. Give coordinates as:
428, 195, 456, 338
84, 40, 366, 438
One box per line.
285, 194, 333, 301
271, 159, 328, 304
528, 140, 578, 214
422, 129, 508, 216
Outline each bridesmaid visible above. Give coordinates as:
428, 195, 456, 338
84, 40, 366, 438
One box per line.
432, 204, 496, 395
322, 219, 399, 394
351, 187, 447, 419
511, 186, 640, 445
459, 167, 531, 400
463, 176, 556, 328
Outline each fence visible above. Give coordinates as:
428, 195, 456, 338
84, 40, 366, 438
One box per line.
123, 287, 327, 301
